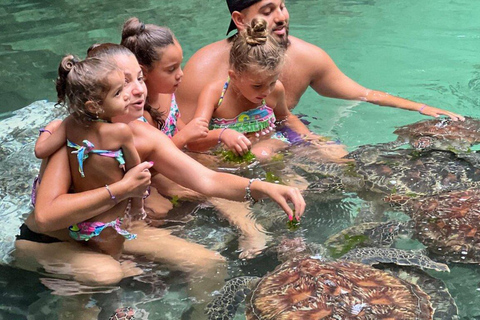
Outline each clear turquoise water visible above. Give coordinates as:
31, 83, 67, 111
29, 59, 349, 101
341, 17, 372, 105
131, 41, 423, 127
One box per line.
1, 0, 480, 319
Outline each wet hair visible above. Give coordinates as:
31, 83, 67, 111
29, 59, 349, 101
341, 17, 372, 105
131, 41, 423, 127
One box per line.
120, 18, 175, 129
55, 55, 119, 123
87, 42, 134, 59
230, 18, 285, 75
120, 17, 175, 71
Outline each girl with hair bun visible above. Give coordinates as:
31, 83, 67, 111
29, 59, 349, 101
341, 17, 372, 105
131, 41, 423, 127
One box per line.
193, 18, 304, 162
120, 17, 209, 149
118, 18, 282, 259
34, 55, 145, 259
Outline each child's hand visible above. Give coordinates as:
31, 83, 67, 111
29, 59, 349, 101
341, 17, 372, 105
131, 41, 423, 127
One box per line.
221, 129, 252, 156
179, 117, 209, 143
122, 161, 152, 199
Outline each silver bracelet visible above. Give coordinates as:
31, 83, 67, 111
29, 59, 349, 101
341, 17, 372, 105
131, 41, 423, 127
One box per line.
105, 184, 117, 204
245, 178, 261, 205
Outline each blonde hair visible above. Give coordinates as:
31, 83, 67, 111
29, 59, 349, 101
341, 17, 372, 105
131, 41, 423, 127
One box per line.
55, 55, 118, 122
230, 18, 285, 74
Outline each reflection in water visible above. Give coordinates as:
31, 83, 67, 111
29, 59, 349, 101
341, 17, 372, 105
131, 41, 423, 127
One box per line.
2, 101, 480, 318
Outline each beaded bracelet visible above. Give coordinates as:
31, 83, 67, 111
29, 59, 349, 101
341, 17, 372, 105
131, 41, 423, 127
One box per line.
418, 104, 427, 114
245, 178, 261, 205
218, 127, 229, 144
39, 128, 52, 135
105, 184, 117, 204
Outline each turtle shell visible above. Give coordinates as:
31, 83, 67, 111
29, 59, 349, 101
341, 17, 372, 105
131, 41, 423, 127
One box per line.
389, 188, 480, 263
393, 117, 480, 152
347, 147, 480, 197
380, 265, 459, 320
246, 256, 433, 320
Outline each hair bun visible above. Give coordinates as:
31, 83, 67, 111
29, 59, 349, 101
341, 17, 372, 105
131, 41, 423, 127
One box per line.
245, 18, 268, 45
122, 17, 145, 39
60, 55, 79, 72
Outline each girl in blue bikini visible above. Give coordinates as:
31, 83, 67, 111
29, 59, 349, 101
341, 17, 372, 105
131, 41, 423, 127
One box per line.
193, 18, 306, 162
36, 55, 145, 259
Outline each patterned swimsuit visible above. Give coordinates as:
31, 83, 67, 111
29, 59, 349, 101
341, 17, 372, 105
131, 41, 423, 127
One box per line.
210, 78, 288, 141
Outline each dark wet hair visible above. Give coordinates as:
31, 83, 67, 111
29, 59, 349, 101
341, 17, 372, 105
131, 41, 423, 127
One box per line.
120, 17, 175, 71
120, 18, 175, 129
230, 18, 285, 74
55, 55, 118, 123
86, 42, 134, 59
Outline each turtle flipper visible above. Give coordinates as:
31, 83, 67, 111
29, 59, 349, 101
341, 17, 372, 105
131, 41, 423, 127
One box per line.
206, 276, 260, 320
341, 247, 449, 272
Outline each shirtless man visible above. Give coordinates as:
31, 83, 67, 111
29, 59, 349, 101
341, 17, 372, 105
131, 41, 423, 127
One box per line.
176, 0, 464, 124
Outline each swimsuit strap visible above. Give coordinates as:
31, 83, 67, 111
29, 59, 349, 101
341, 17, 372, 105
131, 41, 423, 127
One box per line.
161, 93, 181, 138
67, 139, 125, 177
137, 116, 148, 123
216, 77, 230, 109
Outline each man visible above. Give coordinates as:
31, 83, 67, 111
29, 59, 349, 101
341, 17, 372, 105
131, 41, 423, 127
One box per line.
176, 0, 463, 124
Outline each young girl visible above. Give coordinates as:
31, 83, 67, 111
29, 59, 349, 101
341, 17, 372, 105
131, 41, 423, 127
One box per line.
120, 17, 209, 149
193, 18, 301, 162
36, 55, 144, 259
118, 18, 289, 258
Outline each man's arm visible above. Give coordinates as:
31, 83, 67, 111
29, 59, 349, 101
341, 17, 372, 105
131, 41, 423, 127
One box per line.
295, 37, 464, 120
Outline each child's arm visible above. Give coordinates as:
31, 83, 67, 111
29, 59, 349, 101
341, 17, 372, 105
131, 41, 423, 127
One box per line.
187, 83, 251, 155
272, 81, 349, 160
171, 117, 209, 149
114, 123, 141, 170
270, 81, 312, 136
35, 119, 67, 159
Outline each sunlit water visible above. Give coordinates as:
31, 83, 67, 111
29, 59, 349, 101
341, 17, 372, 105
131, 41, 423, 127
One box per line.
1, 0, 480, 319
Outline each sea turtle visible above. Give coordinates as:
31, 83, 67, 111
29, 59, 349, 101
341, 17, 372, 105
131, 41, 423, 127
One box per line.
206, 238, 454, 320
389, 117, 480, 153
385, 188, 480, 264
326, 187, 480, 265
324, 220, 412, 258
345, 146, 480, 197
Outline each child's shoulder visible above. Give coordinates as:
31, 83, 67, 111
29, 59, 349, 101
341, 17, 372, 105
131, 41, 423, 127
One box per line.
100, 121, 132, 136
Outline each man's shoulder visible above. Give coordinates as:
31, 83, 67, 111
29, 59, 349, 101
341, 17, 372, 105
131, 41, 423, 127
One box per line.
287, 35, 327, 55
187, 39, 230, 63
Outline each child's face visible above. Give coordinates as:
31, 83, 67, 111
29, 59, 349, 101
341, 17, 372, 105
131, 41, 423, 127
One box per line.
144, 40, 183, 95
100, 70, 130, 119
232, 68, 279, 104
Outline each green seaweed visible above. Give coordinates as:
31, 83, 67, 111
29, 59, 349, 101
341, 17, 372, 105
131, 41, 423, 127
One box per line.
286, 215, 300, 232
328, 234, 369, 259
170, 195, 180, 207
409, 150, 422, 160
270, 153, 285, 162
343, 162, 361, 178
265, 171, 283, 184
221, 150, 256, 164
405, 192, 420, 198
